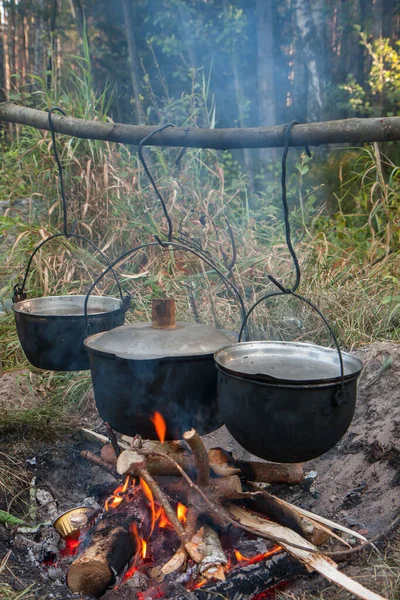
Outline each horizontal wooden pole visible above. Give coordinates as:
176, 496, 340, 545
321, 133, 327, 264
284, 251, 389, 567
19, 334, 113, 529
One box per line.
1, 102, 400, 149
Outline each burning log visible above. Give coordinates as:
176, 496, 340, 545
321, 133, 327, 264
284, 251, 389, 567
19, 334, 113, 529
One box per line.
67, 516, 137, 597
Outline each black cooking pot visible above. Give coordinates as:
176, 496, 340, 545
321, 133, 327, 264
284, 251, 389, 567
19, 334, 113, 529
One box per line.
84, 298, 235, 439
13, 295, 128, 371
215, 341, 363, 463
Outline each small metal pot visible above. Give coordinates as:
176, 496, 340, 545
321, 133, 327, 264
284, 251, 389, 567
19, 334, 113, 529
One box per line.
13, 295, 127, 371
84, 298, 235, 439
215, 341, 363, 463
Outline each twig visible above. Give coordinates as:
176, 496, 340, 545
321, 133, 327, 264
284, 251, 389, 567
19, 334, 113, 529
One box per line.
104, 422, 121, 457
139, 469, 185, 537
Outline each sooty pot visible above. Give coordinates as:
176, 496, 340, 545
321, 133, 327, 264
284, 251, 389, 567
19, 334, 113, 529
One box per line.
13, 295, 126, 371
214, 341, 363, 463
84, 298, 235, 439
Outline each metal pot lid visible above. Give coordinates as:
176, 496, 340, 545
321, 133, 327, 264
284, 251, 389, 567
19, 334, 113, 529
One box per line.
214, 341, 363, 384
84, 322, 236, 360
13, 295, 122, 317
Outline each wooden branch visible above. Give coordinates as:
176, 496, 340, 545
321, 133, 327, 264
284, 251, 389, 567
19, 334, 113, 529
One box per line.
2, 103, 400, 149
80, 450, 118, 477
183, 429, 210, 487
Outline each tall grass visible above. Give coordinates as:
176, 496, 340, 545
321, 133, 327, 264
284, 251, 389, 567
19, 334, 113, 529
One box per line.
0, 50, 399, 389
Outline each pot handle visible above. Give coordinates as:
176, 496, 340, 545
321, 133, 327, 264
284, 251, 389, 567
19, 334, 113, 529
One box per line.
12, 232, 130, 309
83, 238, 247, 336
238, 279, 346, 409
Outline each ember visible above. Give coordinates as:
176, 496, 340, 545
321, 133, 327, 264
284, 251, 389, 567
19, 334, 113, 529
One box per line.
234, 546, 283, 566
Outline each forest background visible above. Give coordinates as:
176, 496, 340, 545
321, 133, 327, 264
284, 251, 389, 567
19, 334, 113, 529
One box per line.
0, 0, 400, 379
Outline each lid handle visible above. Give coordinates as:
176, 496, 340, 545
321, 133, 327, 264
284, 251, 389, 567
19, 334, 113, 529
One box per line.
151, 298, 176, 329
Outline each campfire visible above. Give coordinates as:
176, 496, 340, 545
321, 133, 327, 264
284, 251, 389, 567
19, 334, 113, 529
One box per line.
40, 412, 386, 600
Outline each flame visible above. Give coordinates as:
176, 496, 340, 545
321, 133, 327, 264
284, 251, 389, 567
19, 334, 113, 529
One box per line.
141, 539, 147, 559
150, 411, 166, 443
140, 477, 156, 536
234, 545, 282, 565
105, 475, 132, 511
194, 579, 208, 589
177, 502, 188, 524
157, 507, 170, 529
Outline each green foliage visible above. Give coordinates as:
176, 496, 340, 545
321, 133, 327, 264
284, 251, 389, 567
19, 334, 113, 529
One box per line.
340, 31, 400, 117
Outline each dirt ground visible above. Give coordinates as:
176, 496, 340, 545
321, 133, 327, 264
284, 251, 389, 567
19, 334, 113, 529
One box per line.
1, 340, 400, 599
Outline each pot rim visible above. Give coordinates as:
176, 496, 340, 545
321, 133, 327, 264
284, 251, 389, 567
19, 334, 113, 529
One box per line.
216, 363, 361, 390
13, 294, 123, 318
84, 337, 216, 362
214, 340, 363, 386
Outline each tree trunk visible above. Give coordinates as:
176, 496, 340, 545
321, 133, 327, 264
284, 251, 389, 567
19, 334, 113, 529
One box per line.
256, 0, 275, 162
121, 0, 145, 125
34, 0, 45, 79
69, 0, 85, 43
382, 0, 394, 38
46, 0, 58, 91
0, 7, 6, 103
356, 0, 368, 86
222, 0, 255, 197
372, 0, 383, 39
293, 0, 326, 122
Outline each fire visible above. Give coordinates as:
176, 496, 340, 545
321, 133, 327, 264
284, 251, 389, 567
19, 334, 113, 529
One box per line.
234, 546, 283, 565
123, 564, 138, 581
140, 477, 156, 536
141, 539, 147, 559
105, 475, 132, 511
157, 507, 170, 529
194, 579, 208, 589
176, 502, 188, 524
150, 411, 166, 443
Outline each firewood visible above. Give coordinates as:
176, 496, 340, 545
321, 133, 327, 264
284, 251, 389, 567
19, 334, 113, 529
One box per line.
208, 447, 304, 484
80, 450, 118, 476
226, 505, 387, 600
101, 443, 118, 465
67, 518, 136, 597
245, 487, 330, 546
197, 525, 229, 580
183, 429, 210, 487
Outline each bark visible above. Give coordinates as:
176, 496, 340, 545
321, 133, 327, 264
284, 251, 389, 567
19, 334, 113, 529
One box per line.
256, 0, 275, 162
121, 0, 145, 125
293, 0, 326, 122
2, 103, 400, 148
67, 519, 136, 597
